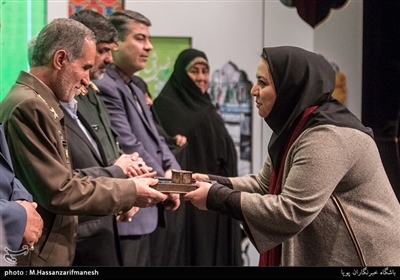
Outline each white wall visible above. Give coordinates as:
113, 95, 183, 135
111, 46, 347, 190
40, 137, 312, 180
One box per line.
47, 0, 363, 266
314, 1, 363, 119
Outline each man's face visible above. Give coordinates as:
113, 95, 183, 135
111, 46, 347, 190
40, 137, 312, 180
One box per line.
90, 42, 117, 80
112, 21, 153, 75
56, 38, 96, 102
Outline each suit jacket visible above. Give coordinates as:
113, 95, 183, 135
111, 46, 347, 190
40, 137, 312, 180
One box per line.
0, 123, 33, 251
0, 71, 137, 266
61, 106, 124, 266
75, 87, 121, 161
95, 67, 181, 235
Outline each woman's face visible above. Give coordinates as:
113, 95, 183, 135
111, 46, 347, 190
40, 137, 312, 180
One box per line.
187, 63, 210, 94
251, 59, 277, 118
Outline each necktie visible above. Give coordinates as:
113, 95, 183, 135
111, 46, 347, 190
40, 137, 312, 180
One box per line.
127, 81, 144, 114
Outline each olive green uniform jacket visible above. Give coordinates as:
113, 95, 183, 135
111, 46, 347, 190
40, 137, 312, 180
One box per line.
75, 85, 121, 161
0, 71, 137, 266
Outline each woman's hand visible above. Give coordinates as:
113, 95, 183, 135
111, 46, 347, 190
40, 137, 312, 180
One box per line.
174, 134, 187, 147
183, 181, 212, 210
192, 173, 209, 181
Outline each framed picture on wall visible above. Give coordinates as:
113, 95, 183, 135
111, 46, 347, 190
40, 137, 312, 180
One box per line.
137, 36, 192, 99
208, 61, 253, 176
68, 0, 124, 17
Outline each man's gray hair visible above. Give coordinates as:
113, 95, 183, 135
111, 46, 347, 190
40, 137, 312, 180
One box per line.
108, 10, 151, 42
30, 18, 95, 67
27, 35, 37, 67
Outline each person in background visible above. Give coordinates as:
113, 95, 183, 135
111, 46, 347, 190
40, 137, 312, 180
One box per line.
185, 46, 400, 266
0, 18, 169, 266
94, 10, 181, 267
70, 10, 122, 162
67, 10, 158, 266
152, 48, 243, 266
131, 75, 188, 169
0, 123, 43, 265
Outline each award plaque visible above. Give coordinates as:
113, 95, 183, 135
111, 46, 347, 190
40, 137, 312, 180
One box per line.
151, 170, 214, 194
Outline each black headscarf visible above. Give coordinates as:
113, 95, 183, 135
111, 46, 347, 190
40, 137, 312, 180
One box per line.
153, 49, 242, 266
153, 48, 237, 176
263, 46, 373, 171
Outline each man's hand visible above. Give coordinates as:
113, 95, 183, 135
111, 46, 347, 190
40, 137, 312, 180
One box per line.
164, 169, 173, 179
114, 152, 153, 178
163, 193, 181, 211
17, 200, 43, 248
116, 206, 139, 222
129, 178, 168, 208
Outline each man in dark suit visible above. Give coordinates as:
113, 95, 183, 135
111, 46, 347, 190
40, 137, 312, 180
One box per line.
94, 10, 182, 266
70, 10, 122, 162
0, 123, 43, 262
60, 100, 152, 266
67, 10, 158, 266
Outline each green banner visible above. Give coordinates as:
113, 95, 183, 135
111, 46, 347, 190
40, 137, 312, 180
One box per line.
0, 0, 46, 101
137, 36, 191, 100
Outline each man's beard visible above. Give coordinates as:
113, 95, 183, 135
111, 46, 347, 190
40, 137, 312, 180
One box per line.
91, 72, 104, 81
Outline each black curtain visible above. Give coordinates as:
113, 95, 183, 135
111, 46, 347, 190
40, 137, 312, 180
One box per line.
362, 0, 400, 202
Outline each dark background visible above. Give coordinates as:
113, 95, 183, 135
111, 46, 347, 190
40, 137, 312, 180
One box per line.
362, 0, 400, 201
